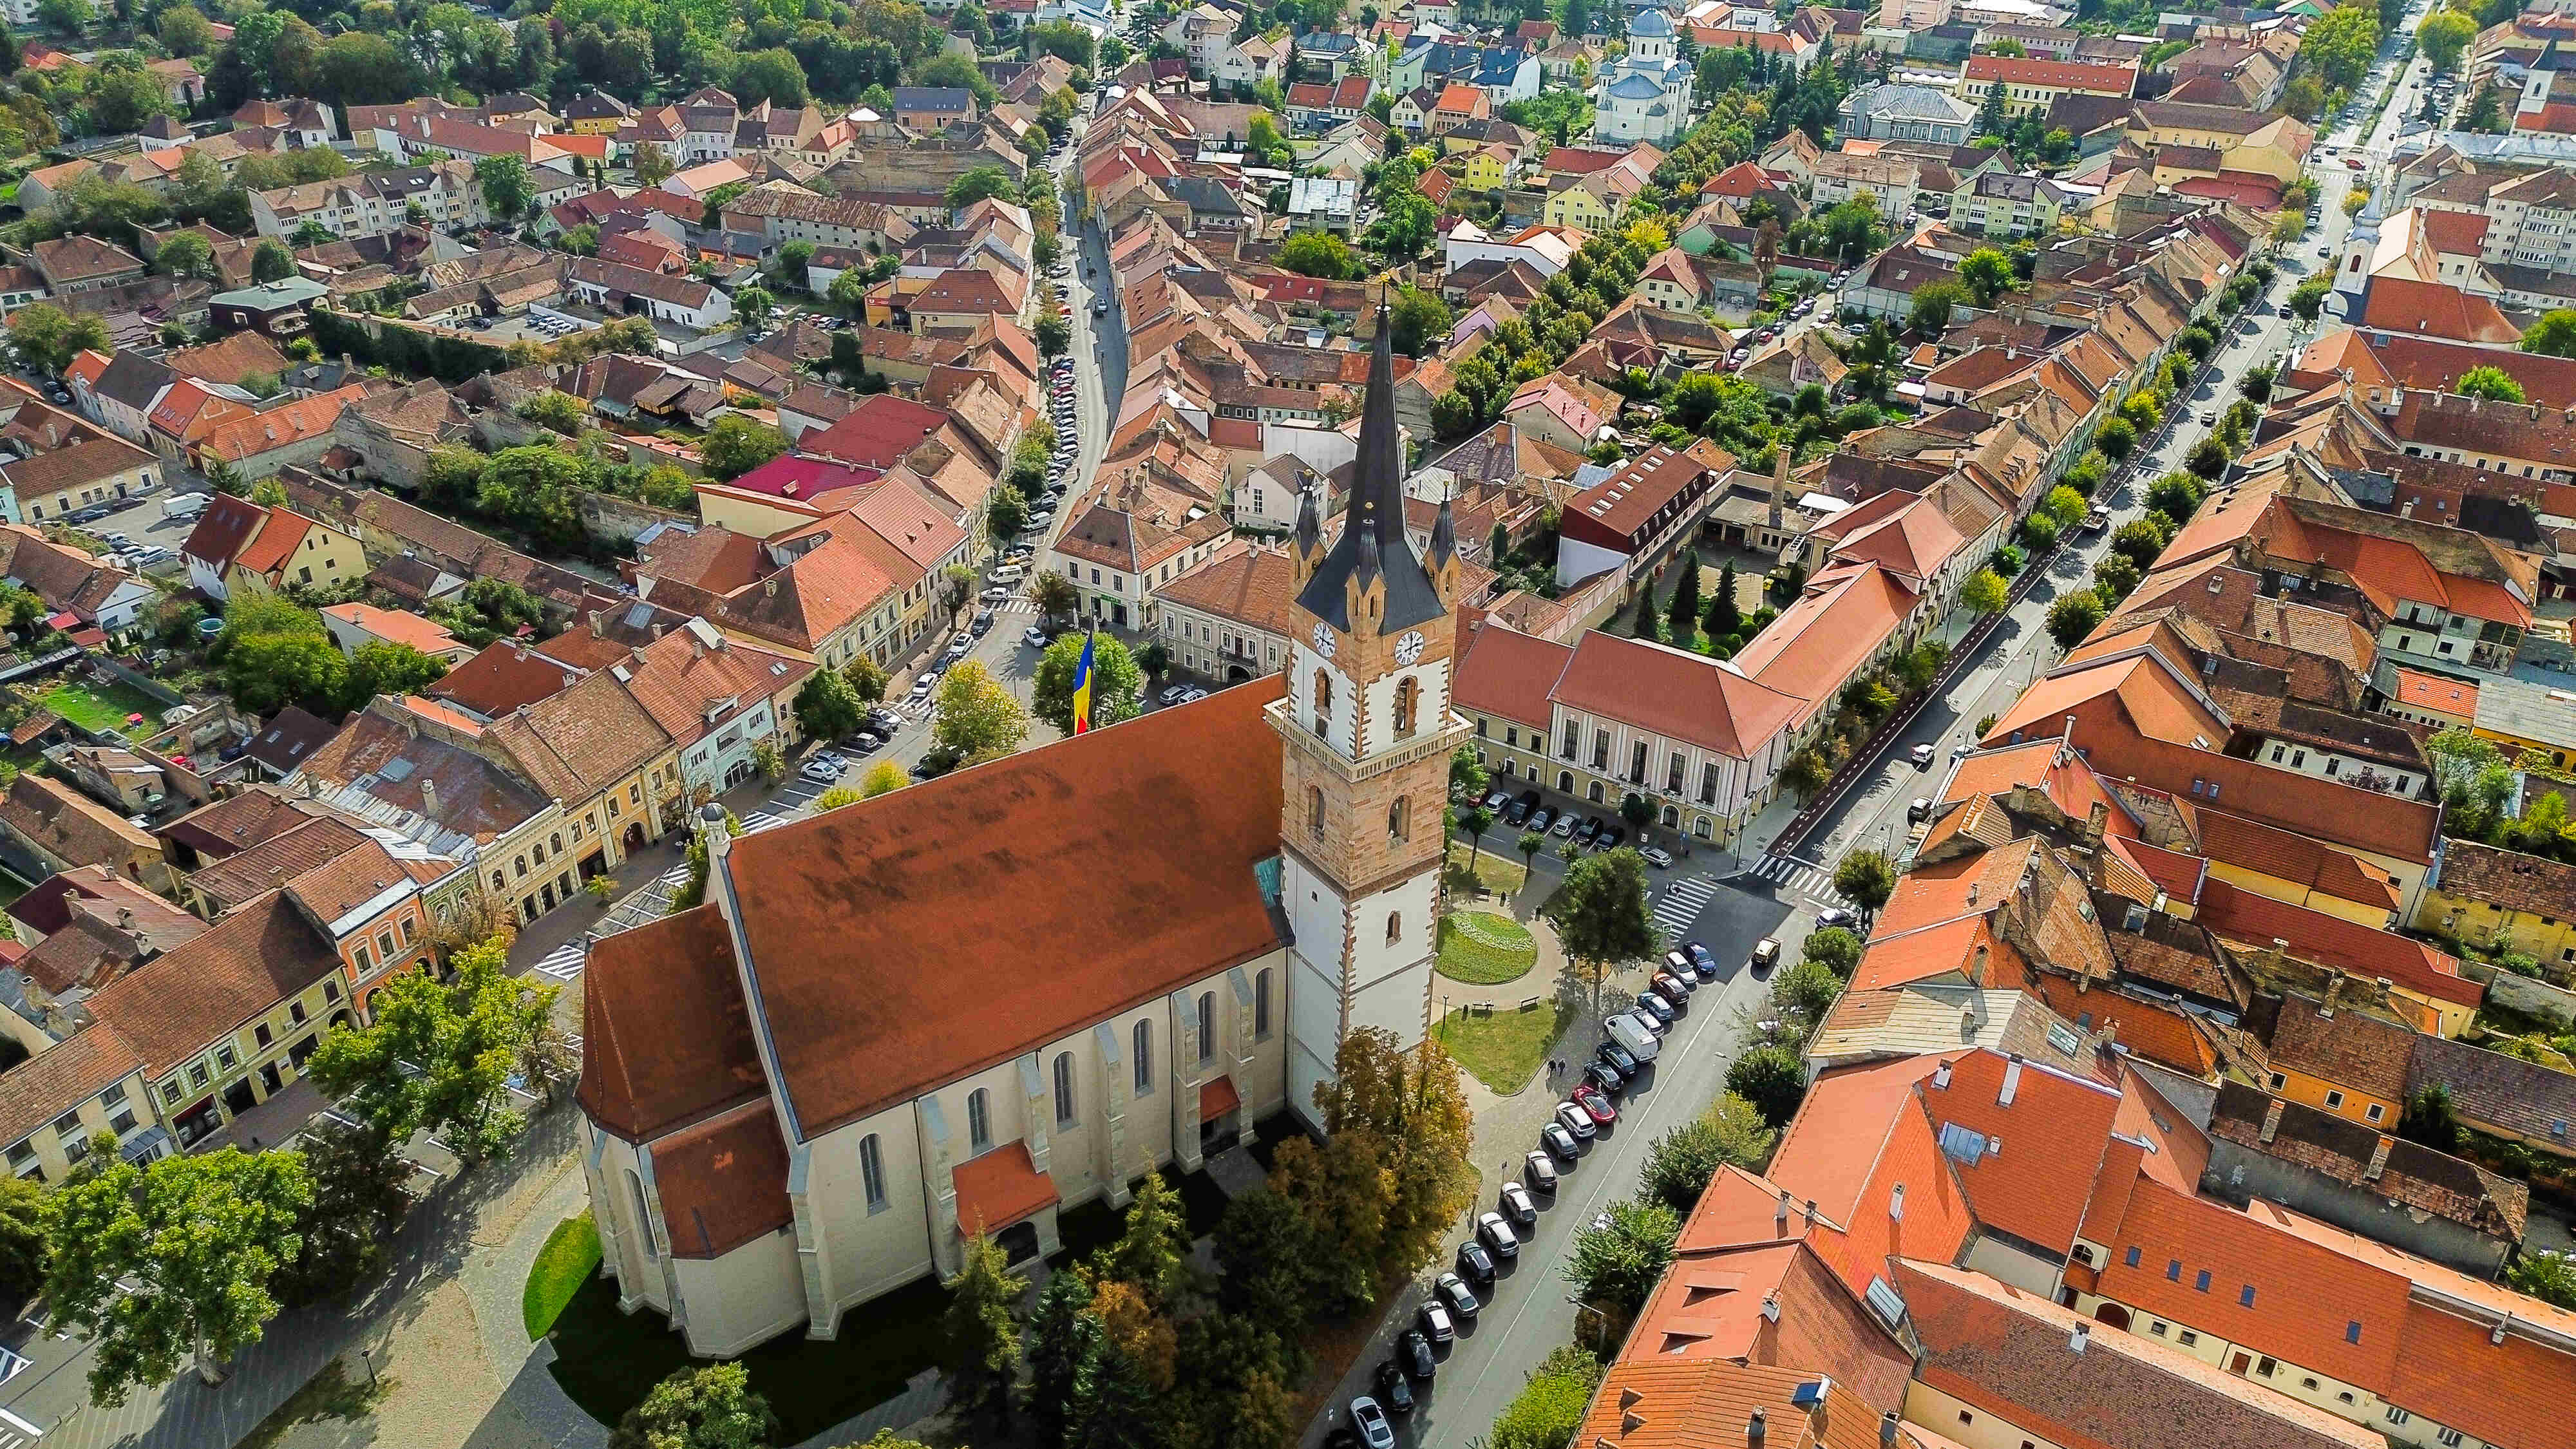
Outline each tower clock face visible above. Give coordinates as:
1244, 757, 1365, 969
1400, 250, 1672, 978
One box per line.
1394, 630, 1425, 666
1310, 621, 1336, 659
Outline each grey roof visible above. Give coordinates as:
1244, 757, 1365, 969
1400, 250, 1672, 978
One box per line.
1605, 73, 1665, 99
1844, 82, 1975, 124
1628, 6, 1673, 35
1294, 307, 1444, 634
209, 277, 328, 309
92, 350, 175, 413
890, 87, 972, 113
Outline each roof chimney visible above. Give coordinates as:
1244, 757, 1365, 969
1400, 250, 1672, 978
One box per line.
421, 777, 439, 817
1776, 1188, 1792, 1233
1933, 1060, 1953, 1090
1880, 1412, 1900, 1448
1761, 1293, 1781, 1321
1803, 1197, 1818, 1226
1746, 1409, 1766, 1446
2070, 1321, 2092, 1354
1999, 1056, 2022, 1106
2259, 1097, 2286, 1143
116, 907, 133, 930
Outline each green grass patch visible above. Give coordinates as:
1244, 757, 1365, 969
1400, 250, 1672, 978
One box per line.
1437, 911, 1538, 985
522, 1211, 601, 1340
1444, 838, 1528, 896
545, 1262, 954, 1441
1433, 1000, 1564, 1095
32, 678, 169, 737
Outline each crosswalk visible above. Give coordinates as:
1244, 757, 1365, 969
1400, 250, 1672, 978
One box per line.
1743, 853, 1858, 915
529, 942, 586, 983
1651, 875, 1719, 938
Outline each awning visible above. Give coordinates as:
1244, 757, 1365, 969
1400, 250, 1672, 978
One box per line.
1198, 1074, 1240, 1123
953, 1142, 1059, 1235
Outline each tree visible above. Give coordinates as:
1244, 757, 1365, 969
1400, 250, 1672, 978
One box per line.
1958, 247, 2014, 306
2398, 1083, 2463, 1153
475, 153, 533, 223
274, 1117, 411, 1307
1459, 805, 1497, 876
225, 630, 346, 717
945, 166, 1019, 209
701, 415, 788, 480
2146, 471, 2206, 522
1909, 280, 1969, 334
2458, 365, 2526, 402
1831, 849, 1896, 914
251, 240, 296, 285
8, 304, 110, 375
1545, 849, 1659, 1014
342, 641, 448, 710
45, 1150, 311, 1401
1036, 313, 1072, 357
1627, 574, 1664, 641
1801, 925, 1863, 976
1488, 1347, 1605, 1449
2523, 310, 2576, 358
2092, 415, 2137, 464
1278, 230, 1356, 279
2289, 274, 2332, 322
1032, 631, 1145, 732
1727, 1043, 1807, 1128
1097, 1172, 1190, 1307
732, 285, 777, 334
732, 46, 811, 107
859, 759, 908, 798
1023, 1266, 1101, 1449
1517, 830, 1545, 878
1030, 571, 1080, 621
0, 1174, 48, 1302
1312, 1028, 1476, 1282
1783, 748, 1832, 801
1962, 567, 2009, 616
305, 936, 554, 1164
1388, 286, 1454, 357
35, 0, 89, 34
942, 1232, 1021, 1430
1213, 1188, 1325, 1326
1452, 745, 1488, 802
158, 3, 214, 55
932, 660, 1030, 762
2508, 1249, 2576, 1311
2186, 437, 2231, 480
2045, 588, 2105, 649
153, 232, 214, 282
1666, 551, 1703, 639
1707, 560, 1743, 639
609, 1363, 777, 1449
1562, 1197, 1678, 1316
795, 667, 864, 741
989, 488, 1029, 540
2300, 0, 2379, 92
1638, 1092, 1778, 1214
1772, 957, 1842, 1034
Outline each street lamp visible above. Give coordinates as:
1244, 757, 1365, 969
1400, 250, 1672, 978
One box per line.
357, 1344, 377, 1388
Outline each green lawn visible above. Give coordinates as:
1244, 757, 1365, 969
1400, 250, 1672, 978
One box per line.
1437, 912, 1538, 985
1433, 1001, 1564, 1095
32, 678, 170, 738
1444, 838, 1528, 896
545, 1262, 954, 1441
522, 1212, 601, 1340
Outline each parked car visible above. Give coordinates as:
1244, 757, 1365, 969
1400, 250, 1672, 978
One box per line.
1499, 1180, 1538, 1228
1640, 845, 1674, 868
1023, 627, 1050, 648
1540, 1120, 1581, 1161
1584, 1060, 1624, 1097
1571, 1083, 1618, 1126
1435, 1271, 1479, 1319
1598, 1040, 1638, 1075
1476, 1210, 1520, 1258
799, 758, 842, 782
1909, 742, 1937, 768
1352, 1395, 1396, 1449
1418, 1301, 1455, 1344
1528, 806, 1554, 833
1634, 991, 1675, 1027
1556, 1101, 1598, 1140
1814, 907, 1854, 929
1481, 789, 1511, 812
1459, 1237, 1497, 1283
1372, 1363, 1414, 1417
910, 674, 938, 697
1551, 813, 1577, 837
1399, 1328, 1436, 1378
1684, 941, 1718, 978
1664, 949, 1695, 981
1575, 816, 1604, 844
1750, 937, 1781, 974
1651, 972, 1691, 1007
1159, 683, 1191, 705
1595, 824, 1626, 851
1522, 1150, 1558, 1192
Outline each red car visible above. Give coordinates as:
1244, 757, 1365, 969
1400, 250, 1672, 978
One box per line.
1571, 1083, 1618, 1126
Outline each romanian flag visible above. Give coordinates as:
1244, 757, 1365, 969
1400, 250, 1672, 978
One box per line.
1070, 630, 1097, 734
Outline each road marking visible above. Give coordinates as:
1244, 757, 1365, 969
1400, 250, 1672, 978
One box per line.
1743, 853, 1855, 914
529, 943, 586, 983
1651, 876, 1716, 937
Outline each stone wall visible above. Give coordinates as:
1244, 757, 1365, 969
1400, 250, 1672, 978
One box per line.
578, 491, 694, 549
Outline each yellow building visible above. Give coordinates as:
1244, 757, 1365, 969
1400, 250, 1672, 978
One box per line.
2258, 990, 2413, 1129
1542, 180, 1611, 233
2418, 838, 2576, 973
183, 495, 371, 601
1459, 143, 1512, 190
2122, 101, 2315, 184
1960, 54, 2139, 119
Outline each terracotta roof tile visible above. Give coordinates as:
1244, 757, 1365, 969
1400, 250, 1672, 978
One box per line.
650, 1098, 792, 1258
82, 891, 340, 1074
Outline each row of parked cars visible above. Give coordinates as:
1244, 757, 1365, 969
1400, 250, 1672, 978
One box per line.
1342, 942, 1736, 1447
1477, 788, 1680, 868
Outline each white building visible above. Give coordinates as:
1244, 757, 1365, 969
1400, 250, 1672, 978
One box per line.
573, 317, 1475, 1356
1593, 6, 1694, 146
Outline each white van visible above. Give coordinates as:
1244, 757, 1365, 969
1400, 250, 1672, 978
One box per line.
1606, 1012, 1661, 1064
989, 564, 1027, 585
164, 493, 209, 520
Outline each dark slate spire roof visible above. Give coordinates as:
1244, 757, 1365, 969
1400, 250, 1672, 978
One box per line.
1296, 303, 1446, 634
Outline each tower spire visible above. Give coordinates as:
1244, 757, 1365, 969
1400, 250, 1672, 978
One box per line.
1293, 293, 1443, 637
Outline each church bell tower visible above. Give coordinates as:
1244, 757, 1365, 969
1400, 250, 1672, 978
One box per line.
1271, 301, 1471, 1132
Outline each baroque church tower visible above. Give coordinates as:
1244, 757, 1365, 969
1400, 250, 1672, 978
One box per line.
1271, 302, 1470, 1132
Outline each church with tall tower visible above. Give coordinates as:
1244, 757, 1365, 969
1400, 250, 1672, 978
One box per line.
571, 305, 1464, 1357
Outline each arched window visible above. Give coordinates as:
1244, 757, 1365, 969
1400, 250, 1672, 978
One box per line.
1197, 991, 1216, 1063
967, 1088, 991, 1155
1312, 668, 1334, 733
1308, 786, 1325, 839
1558, 770, 1573, 792
1662, 805, 1680, 827
1133, 1019, 1153, 1095
491, 871, 506, 892
1256, 969, 1273, 1039
1394, 676, 1419, 737
860, 1134, 886, 1211
1053, 1052, 1076, 1126
1388, 795, 1410, 842
1386, 911, 1402, 944
627, 1170, 657, 1260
